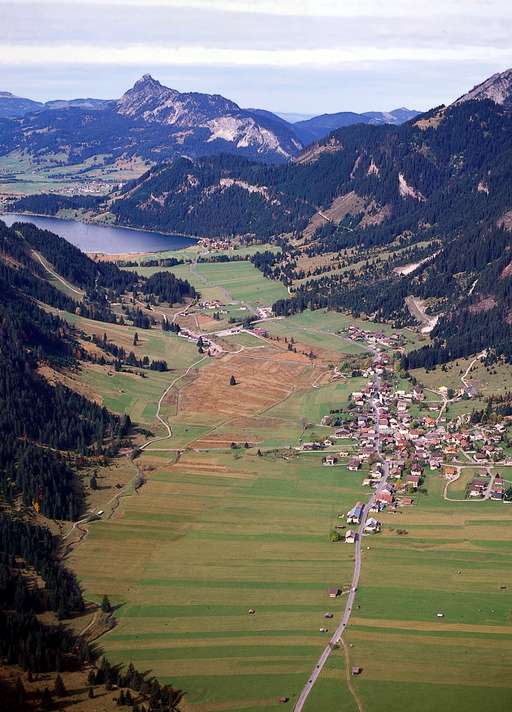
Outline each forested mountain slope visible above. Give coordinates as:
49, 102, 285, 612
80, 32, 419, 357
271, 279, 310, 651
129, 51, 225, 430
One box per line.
30, 86, 506, 244
0, 219, 192, 708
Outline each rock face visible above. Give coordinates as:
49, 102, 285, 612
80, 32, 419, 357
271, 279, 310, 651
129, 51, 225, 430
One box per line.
115, 74, 302, 160
454, 67, 512, 108
117, 74, 238, 124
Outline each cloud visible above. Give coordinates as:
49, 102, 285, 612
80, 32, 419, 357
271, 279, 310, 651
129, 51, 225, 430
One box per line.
2, 43, 512, 68
3, 0, 512, 18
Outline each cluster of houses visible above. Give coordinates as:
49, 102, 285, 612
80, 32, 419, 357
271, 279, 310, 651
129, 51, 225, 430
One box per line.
312, 341, 511, 516
343, 501, 383, 544
197, 237, 232, 252
342, 325, 404, 351
200, 299, 224, 311
323, 351, 511, 503
466, 473, 506, 500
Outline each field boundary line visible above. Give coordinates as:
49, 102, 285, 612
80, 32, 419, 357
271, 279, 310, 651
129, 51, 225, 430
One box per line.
341, 638, 365, 712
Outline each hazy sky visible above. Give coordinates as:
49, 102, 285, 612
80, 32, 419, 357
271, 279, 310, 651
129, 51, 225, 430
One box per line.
2, 0, 512, 114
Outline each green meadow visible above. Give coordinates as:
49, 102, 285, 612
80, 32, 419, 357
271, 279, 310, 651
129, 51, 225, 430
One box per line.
310, 467, 512, 711
64, 295, 512, 711
132, 260, 288, 306
71, 449, 368, 711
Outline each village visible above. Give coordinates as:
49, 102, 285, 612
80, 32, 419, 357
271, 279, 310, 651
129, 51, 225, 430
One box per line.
301, 339, 512, 552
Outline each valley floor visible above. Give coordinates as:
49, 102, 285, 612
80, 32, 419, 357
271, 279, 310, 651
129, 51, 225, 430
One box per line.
59, 268, 512, 712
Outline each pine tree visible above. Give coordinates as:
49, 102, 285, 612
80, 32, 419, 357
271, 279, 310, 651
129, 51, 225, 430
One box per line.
41, 687, 53, 711
15, 677, 26, 706
101, 594, 112, 613
54, 674, 66, 697
229, 375, 236, 386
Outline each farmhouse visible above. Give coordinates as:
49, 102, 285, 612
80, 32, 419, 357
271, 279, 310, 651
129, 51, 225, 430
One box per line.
491, 476, 505, 500
364, 517, 381, 533
345, 529, 357, 543
469, 478, 488, 498
405, 474, 421, 490
328, 587, 341, 598
347, 502, 365, 524
348, 457, 361, 471
376, 489, 394, 506
323, 455, 338, 466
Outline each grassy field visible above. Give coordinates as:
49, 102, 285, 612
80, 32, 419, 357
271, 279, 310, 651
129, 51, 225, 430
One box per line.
414, 359, 512, 399
70, 449, 369, 711
144, 242, 281, 262
311, 472, 512, 710
265, 309, 426, 356
0, 149, 148, 195
132, 261, 288, 307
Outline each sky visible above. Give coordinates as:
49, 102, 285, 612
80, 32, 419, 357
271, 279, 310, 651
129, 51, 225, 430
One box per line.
2, 0, 512, 115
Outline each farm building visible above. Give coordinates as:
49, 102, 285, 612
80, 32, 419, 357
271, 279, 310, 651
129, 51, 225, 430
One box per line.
376, 489, 394, 506
345, 530, 357, 543
347, 502, 365, 524
469, 478, 488, 498
323, 455, 338, 466
328, 587, 341, 598
364, 517, 381, 533
405, 474, 421, 490
348, 457, 361, 471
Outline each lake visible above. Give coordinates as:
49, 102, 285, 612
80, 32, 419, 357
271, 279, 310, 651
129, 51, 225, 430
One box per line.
1, 213, 197, 254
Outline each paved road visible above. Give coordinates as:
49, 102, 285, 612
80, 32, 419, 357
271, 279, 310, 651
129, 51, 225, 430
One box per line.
294, 376, 389, 712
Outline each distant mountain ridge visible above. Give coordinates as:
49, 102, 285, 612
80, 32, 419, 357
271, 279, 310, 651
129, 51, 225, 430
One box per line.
292, 107, 419, 143
0, 91, 44, 118
0, 75, 303, 164
0, 76, 419, 164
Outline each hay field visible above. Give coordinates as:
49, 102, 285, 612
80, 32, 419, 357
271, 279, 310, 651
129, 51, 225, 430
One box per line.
265, 309, 426, 356
310, 470, 512, 711
65, 301, 512, 711
70, 450, 368, 711
146, 348, 323, 450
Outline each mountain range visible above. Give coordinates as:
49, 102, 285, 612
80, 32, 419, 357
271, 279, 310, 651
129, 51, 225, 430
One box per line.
16, 67, 512, 368
0, 75, 417, 164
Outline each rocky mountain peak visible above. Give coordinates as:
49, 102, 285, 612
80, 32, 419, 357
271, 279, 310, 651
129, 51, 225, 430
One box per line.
134, 74, 164, 90
117, 74, 178, 116
454, 67, 512, 109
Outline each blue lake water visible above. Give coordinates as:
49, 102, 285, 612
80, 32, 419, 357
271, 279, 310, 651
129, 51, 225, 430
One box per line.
1, 213, 197, 254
